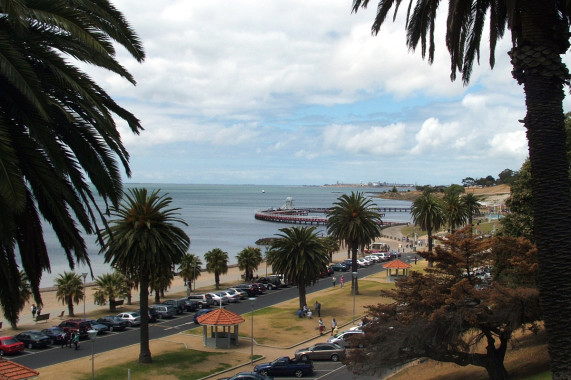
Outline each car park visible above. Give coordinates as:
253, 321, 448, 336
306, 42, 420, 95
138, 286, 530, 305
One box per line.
40, 327, 67, 345
117, 311, 141, 326
14, 331, 51, 349
150, 304, 177, 319
0, 336, 25, 356
58, 319, 92, 339
294, 342, 346, 362
193, 308, 215, 324
327, 330, 365, 348
96, 316, 129, 331
254, 356, 314, 378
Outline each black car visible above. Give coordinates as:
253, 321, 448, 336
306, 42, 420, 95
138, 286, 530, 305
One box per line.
233, 283, 258, 297
330, 263, 350, 272
219, 371, 272, 380
181, 298, 199, 312
40, 327, 67, 345
135, 308, 159, 323
257, 276, 283, 290
15, 331, 50, 349
162, 299, 185, 314
96, 316, 129, 331
193, 308, 215, 324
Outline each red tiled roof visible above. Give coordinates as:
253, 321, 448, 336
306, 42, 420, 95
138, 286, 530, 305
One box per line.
0, 359, 39, 380
197, 308, 245, 326
383, 259, 412, 269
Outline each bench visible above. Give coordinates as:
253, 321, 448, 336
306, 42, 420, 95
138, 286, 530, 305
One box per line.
110, 299, 124, 308
57, 310, 65, 319
35, 313, 50, 323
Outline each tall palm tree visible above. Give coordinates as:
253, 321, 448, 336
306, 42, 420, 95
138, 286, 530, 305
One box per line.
204, 248, 229, 290
411, 191, 446, 267
101, 188, 190, 364
54, 272, 84, 318
462, 193, 482, 232
268, 226, 329, 309
93, 272, 130, 312
322, 236, 341, 262
149, 270, 174, 304
444, 193, 468, 233
179, 254, 202, 295
352, 1, 571, 374
0, 0, 145, 327
236, 246, 263, 281
326, 192, 382, 294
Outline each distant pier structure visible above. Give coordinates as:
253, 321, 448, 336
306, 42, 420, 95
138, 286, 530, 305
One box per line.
255, 198, 410, 226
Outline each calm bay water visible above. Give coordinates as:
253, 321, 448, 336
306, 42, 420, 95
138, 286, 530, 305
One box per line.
38, 184, 413, 288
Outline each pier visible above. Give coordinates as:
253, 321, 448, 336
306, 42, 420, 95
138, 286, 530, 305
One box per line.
254, 208, 406, 227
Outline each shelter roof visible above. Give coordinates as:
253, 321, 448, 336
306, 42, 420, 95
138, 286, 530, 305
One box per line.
383, 259, 412, 269
197, 308, 245, 326
0, 359, 39, 379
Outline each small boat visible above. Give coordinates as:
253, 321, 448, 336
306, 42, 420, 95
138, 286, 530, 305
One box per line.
261, 189, 265, 193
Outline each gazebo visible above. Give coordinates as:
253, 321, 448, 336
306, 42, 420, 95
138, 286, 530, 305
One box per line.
383, 259, 412, 281
0, 358, 39, 379
196, 308, 245, 349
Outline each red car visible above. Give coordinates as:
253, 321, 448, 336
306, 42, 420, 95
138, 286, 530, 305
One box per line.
0, 336, 25, 356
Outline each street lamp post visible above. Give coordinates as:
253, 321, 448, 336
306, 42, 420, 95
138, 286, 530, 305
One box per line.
249, 297, 256, 365
352, 272, 358, 324
88, 329, 98, 380
82, 272, 88, 319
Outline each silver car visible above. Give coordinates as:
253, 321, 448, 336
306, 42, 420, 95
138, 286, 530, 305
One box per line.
219, 290, 240, 303
328, 330, 365, 348
116, 311, 141, 327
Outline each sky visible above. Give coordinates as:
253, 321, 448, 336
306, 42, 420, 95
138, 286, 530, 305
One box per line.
83, 0, 571, 186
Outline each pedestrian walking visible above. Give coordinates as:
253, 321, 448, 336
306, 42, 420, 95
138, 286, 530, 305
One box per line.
318, 318, 324, 335
73, 333, 80, 350
414, 256, 418, 265
332, 276, 336, 287
340, 276, 345, 288
314, 301, 321, 317
31, 304, 36, 319
331, 318, 337, 335
333, 325, 339, 336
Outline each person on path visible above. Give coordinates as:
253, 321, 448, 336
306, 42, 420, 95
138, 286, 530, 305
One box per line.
332, 325, 339, 337
314, 301, 321, 317
414, 256, 418, 265
340, 276, 345, 288
318, 318, 324, 335
31, 304, 36, 319
332, 276, 336, 287
73, 333, 80, 350
307, 309, 312, 319
331, 318, 337, 335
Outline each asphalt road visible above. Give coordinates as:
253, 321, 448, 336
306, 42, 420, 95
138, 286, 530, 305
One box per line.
9, 255, 414, 371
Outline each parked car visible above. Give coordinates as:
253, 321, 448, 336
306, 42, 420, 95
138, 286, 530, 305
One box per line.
208, 292, 229, 306
232, 283, 258, 297
150, 304, 177, 319
134, 308, 158, 323
219, 371, 273, 380
117, 311, 141, 327
181, 298, 200, 312
193, 308, 215, 324
254, 356, 314, 378
219, 290, 240, 303
162, 299, 185, 314
356, 258, 368, 268
294, 342, 346, 362
226, 288, 248, 300
365, 254, 380, 263
327, 330, 365, 348
187, 294, 214, 308
86, 319, 109, 334
0, 336, 25, 356
330, 263, 349, 272
96, 316, 129, 331
58, 319, 92, 339
390, 250, 401, 259
40, 327, 67, 345
375, 252, 390, 261
252, 283, 267, 293
14, 331, 51, 349
343, 259, 354, 267
257, 275, 284, 290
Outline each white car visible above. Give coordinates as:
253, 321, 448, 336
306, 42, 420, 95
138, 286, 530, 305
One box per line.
208, 292, 229, 305
365, 255, 379, 263
357, 258, 370, 267
116, 312, 141, 327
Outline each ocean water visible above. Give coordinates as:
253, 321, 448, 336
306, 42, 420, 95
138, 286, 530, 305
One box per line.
37, 184, 413, 288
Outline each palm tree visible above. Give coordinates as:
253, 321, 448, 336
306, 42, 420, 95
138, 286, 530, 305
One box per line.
444, 193, 468, 233
101, 188, 190, 364
411, 191, 446, 267
204, 248, 229, 290
352, 1, 571, 374
268, 226, 329, 309
462, 193, 482, 232
55, 272, 84, 318
179, 254, 202, 295
93, 272, 130, 312
0, 0, 145, 327
322, 236, 341, 262
236, 246, 263, 281
326, 192, 382, 294
149, 270, 174, 304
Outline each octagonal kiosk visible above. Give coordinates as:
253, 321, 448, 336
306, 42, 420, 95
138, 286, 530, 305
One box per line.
196, 308, 245, 348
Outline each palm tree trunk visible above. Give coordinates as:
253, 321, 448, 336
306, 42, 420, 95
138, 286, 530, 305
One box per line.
516, 2, 571, 376
426, 226, 434, 268
215, 272, 220, 289
138, 271, 152, 364
67, 296, 74, 317
298, 284, 307, 310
